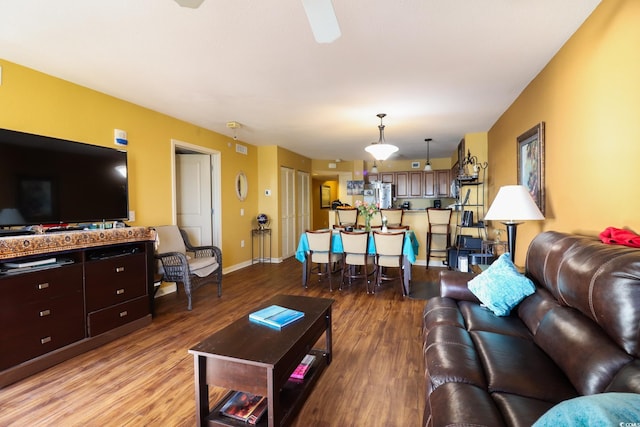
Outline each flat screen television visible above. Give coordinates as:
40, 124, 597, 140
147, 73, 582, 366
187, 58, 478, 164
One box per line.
0, 128, 128, 228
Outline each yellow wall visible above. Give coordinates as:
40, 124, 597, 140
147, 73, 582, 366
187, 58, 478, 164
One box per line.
488, 0, 640, 264
0, 59, 258, 268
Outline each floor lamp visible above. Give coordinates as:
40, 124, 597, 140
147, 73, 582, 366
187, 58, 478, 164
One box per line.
484, 185, 545, 263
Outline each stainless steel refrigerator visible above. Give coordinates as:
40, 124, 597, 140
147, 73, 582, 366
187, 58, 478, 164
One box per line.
364, 182, 394, 208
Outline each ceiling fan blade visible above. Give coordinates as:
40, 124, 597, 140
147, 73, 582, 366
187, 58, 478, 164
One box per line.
174, 0, 205, 9
301, 0, 341, 44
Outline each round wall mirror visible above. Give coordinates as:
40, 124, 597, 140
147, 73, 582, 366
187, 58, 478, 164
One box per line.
236, 171, 248, 201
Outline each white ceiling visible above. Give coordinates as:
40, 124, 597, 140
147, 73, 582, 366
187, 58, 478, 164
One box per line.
0, 0, 600, 161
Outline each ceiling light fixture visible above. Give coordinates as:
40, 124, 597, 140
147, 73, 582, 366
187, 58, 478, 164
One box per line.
227, 121, 240, 140
365, 113, 399, 161
371, 161, 379, 174
424, 138, 433, 171
174, 0, 205, 8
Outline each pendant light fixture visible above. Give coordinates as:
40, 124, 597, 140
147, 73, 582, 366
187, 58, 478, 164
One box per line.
371, 161, 379, 174
365, 113, 399, 161
424, 138, 433, 171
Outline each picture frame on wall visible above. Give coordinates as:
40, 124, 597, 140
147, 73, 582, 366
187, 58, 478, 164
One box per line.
457, 139, 465, 177
517, 122, 545, 215
320, 185, 331, 208
346, 180, 364, 196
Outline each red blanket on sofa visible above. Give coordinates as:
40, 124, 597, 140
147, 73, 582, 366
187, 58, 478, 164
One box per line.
599, 226, 640, 248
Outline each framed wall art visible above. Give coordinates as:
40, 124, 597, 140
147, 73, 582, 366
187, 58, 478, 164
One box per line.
346, 180, 364, 196
517, 122, 545, 214
320, 185, 331, 208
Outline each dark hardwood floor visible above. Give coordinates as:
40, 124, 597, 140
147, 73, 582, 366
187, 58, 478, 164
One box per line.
0, 258, 442, 427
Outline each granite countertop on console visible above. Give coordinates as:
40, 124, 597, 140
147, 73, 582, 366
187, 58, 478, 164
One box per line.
0, 226, 156, 260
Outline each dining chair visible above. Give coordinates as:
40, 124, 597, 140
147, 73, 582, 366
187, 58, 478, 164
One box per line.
372, 230, 406, 296
336, 209, 358, 227
380, 208, 404, 227
387, 225, 410, 230
339, 231, 375, 293
356, 211, 383, 229
305, 229, 341, 291
426, 208, 453, 269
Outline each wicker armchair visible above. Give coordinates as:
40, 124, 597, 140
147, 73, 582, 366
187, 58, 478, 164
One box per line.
154, 225, 222, 310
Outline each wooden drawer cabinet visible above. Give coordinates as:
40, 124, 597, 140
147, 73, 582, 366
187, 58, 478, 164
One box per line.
84, 253, 147, 312
0, 236, 154, 387
87, 296, 149, 337
1, 264, 83, 304
0, 264, 85, 370
0, 293, 85, 370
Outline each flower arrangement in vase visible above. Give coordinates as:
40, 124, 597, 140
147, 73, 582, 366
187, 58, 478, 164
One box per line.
355, 200, 379, 231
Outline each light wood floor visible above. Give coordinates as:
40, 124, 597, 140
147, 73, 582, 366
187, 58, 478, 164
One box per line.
0, 258, 441, 427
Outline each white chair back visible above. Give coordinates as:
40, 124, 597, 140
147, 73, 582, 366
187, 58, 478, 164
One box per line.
356, 211, 383, 229
306, 230, 333, 263
340, 231, 370, 266
373, 231, 404, 267
337, 209, 358, 226
380, 208, 404, 226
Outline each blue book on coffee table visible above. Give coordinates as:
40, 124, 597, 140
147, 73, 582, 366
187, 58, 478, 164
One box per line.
249, 305, 304, 329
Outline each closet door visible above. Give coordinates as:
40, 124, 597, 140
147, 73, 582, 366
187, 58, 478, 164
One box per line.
280, 167, 296, 259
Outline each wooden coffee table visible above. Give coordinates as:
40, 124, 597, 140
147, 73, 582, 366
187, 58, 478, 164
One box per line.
188, 294, 334, 427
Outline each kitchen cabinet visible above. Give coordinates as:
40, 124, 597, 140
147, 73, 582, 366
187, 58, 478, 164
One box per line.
409, 171, 423, 197
395, 172, 409, 197
436, 170, 450, 197
424, 171, 435, 197
380, 172, 394, 184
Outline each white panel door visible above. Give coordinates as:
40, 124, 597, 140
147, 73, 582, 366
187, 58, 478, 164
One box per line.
296, 171, 310, 241
176, 154, 212, 245
280, 167, 296, 259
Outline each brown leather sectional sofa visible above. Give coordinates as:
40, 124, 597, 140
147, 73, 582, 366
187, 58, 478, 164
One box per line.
422, 231, 640, 426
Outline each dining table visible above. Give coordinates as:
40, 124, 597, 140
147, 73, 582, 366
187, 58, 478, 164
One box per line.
295, 229, 419, 295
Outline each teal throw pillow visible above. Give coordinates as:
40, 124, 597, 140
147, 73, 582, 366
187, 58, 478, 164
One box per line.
532, 393, 640, 427
467, 253, 535, 316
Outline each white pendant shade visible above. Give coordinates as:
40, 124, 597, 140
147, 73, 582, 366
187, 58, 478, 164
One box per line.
174, 0, 205, 8
424, 138, 432, 171
484, 185, 544, 222
365, 143, 398, 161
365, 113, 399, 161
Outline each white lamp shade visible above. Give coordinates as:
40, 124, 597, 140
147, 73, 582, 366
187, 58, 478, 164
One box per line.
365, 143, 399, 161
484, 185, 544, 222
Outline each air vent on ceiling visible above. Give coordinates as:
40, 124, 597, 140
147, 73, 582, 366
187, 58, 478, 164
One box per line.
236, 144, 248, 155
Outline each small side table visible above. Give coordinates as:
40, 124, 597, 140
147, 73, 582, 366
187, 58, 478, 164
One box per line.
252, 228, 272, 264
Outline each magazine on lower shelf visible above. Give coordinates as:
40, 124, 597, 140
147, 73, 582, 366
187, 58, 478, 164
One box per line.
249, 304, 304, 329
219, 391, 267, 424
289, 354, 316, 381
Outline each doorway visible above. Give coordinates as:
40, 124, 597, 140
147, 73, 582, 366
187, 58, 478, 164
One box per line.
171, 139, 222, 248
